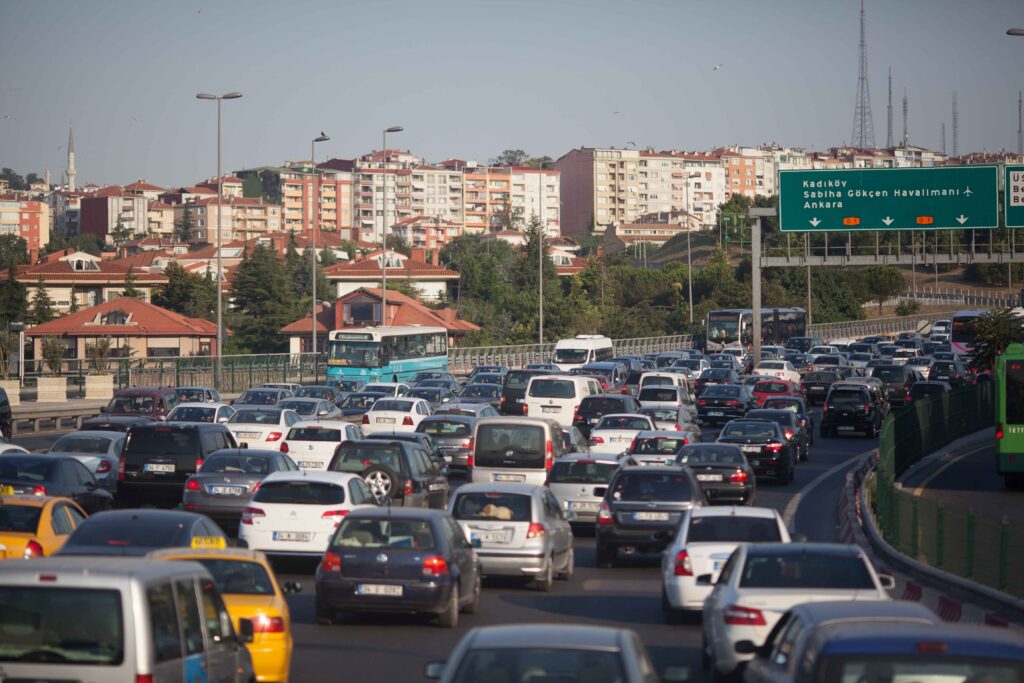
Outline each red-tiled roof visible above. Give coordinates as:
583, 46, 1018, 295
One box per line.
555, 256, 588, 276
28, 297, 217, 337
113, 250, 173, 268
14, 256, 168, 284
148, 201, 174, 209
123, 180, 165, 192
279, 287, 478, 335
323, 252, 458, 279
279, 303, 333, 334
190, 196, 278, 207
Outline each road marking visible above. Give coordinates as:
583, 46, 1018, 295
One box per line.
782, 447, 873, 529
581, 579, 662, 594
912, 444, 989, 497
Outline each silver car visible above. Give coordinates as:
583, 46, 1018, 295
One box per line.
623, 430, 696, 467
46, 430, 125, 495
639, 405, 702, 439
546, 453, 622, 524
273, 398, 342, 420
448, 482, 574, 591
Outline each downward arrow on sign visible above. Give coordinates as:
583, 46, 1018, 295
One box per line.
956, 215, 968, 225
809, 217, 821, 227
881, 216, 894, 226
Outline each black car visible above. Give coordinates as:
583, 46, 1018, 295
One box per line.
500, 369, 551, 415
329, 439, 449, 509
365, 431, 448, 475
784, 336, 824, 353
696, 384, 756, 425
820, 385, 883, 438
457, 383, 501, 406
745, 408, 810, 462
761, 396, 814, 445
80, 414, 158, 432
676, 443, 755, 505
416, 415, 476, 472
801, 371, 843, 406
339, 391, 389, 417
909, 380, 953, 401
928, 361, 974, 388
595, 466, 705, 567
315, 507, 481, 628
119, 422, 237, 508
869, 364, 917, 407
716, 418, 795, 484
0, 454, 114, 514
57, 509, 227, 556
0, 387, 11, 439
694, 368, 740, 396
573, 394, 642, 438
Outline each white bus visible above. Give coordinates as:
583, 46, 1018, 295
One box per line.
552, 335, 615, 372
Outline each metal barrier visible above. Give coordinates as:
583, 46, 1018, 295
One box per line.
806, 310, 953, 341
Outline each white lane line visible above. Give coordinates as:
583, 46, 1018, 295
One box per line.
912, 444, 988, 497
581, 579, 663, 593
782, 447, 875, 529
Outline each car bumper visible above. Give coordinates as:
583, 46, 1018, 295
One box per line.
316, 577, 453, 614
749, 457, 787, 479
700, 483, 755, 504
118, 480, 188, 507
697, 409, 745, 423
475, 548, 547, 576
713, 623, 771, 674
663, 575, 712, 611
239, 528, 334, 556
597, 526, 675, 552
251, 633, 292, 683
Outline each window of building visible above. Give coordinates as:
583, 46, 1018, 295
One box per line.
102, 309, 129, 325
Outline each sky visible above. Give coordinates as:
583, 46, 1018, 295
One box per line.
1, 0, 1023, 188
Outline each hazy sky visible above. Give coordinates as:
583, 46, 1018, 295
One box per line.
2, 0, 1023, 188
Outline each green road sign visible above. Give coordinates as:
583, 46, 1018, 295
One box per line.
1005, 165, 1024, 228
778, 166, 998, 232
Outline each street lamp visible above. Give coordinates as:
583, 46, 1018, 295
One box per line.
310, 132, 329, 366
195, 91, 242, 390
685, 172, 701, 324
380, 126, 403, 327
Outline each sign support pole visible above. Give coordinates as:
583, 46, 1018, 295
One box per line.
749, 207, 776, 369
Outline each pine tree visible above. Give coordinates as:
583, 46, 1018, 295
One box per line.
0, 268, 28, 328
28, 278, 54, 325
121, 267, 142, 299
228, 244, 297, 353
152, 263, 216, 319
110, 220, 133, 246
68, 284, 79, 312
175, 208, 195, 243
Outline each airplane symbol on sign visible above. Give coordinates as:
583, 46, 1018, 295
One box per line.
964, 186, 973, 196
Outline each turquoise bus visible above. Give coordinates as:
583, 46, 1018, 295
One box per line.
995, 343, 1024, 488
325, 326, 449, 384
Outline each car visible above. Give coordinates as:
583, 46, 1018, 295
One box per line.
57, 508, 228, 556
416, 415, 478, 471
800, 370, 843, 406
701, 543, 895, 680
676, 443, 757, 505
360, 397, 433, 435
226, 407, 302, 448
869, 364, 918, 407
640, 404, 702, 436
808, 345, 840, 357
434, 401, 500, 418
261, 382, 302, 394
903, 355, 933, 378
274, 397, 343, 421
525, 362, 561, 372
279, 420, 364, 471
338, 391, 388, 417
149, 547, 300, 683
931, 319, 951, 335
751, 379, 802, 408
45, 430, 126, 495
80, 414, 158, 432
784, 336, 824, 353
846, 352, 875, 372
928, 360, 975, 388
697, 384, 758, 425
238, 470, 378, 557
760, 396, 814, 444
0, 494, 87, 558
754, 360, 801, 384
781, 351, 813, 374
909, 380, 953, 400
469, 416, 568, 486
165, 401, 237, 424
417, 378, 463, 395
329, 438, 450, 508
101, 386, 180, 421
176, 386, 222, 403
234, 387, 293, 408
315, 507, 482, 628
588, 414, 656, 455
595, 466, 705, 567
363, 382, 411, 397
295, 385, 346, 405
406, 386, 457, 408
546, 453, 623, 525
745, 409, 810, 463
182, 448, 298, 522
848, 341, 880, 355
660, 506, 789, 621
820, 384, 884, 438
448, 482, 574, 590
523, 375, 601, 428
562, 425, 590, 454
708, 353, 745, 374
717, 418, 796, 484
637, 385, 697, 420
468, 365, 509, 381
576, 361, 628, 391
623, 430, 693, 467
456, 383, 502, 406
892, 347, 922, 365
410, 370, 460, 386
932, 350, 957, 362
365, 431, 449, 476
695, 368, 740, 396
669, 358, 711, 381
325, 377, 367, 395
573, 394, 643, 438
0, 454, 114, 513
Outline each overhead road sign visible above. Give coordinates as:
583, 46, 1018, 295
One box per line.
779, 166, 999, 232
1005, 165, 1024, 228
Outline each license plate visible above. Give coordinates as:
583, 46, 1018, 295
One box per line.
589, 417, 600, 424
494, 473, 525, 482
542, 406, 559, 413
612, 436, 631, 442
357, 583, 403, 597
376, 417, 396, 424
635, 511, 669, 521
751, 459, 761, 466
298, 461, 324, 469
569, 501, 599, 512
209, 485, 244, 495
144, 463, 175, 473
741, 445, 761, 453
696, 474, 723, 482
516, 398, 525, 403
473, 530, 512, 544
273, 531, 311, 542
707, 411, 724, 416
838, 426, 855, 431
809, 386, 824, 391
237, 432, 261, 439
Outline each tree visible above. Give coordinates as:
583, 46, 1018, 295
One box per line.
386, 280, 421, 299
319, 246, 339, 266
0, 332, 16, 379
385, 234, 411, 256
121, 267, 142, 299
526, 156, 554, 169
0, 168, 26, 191
28, 278, 54, 325
40, 337, 66, 376
85, 338, 113, 374
860, 265, 906, 314
970, 309, 1024, 370
24, 172, 41, 188
68, 284, 79, 313
175, 208, 195, 243
0, 268, 28, 328
228, 244, 298, 353
494, 149, 529, 166
152, 262, 216, 319
110, 220, 133, 246
0, 235, 29, 271
496, 201, 523, 231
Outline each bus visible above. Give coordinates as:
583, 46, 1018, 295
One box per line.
995, 344, 1024, 488
950, 310, 984, 358
705, 307, 807, 351
325, 326, 449, 384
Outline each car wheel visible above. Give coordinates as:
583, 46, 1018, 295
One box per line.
532, 556, 554, 592
437, 585, 459, 628
556, 547, 574, 581
362, 465, 399, 501
315, 601, 335, 626
462, 574, 481, 614
596, 544, 615, 569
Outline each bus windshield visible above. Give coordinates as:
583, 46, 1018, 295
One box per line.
328, 341, 381, 367
1006, 360, 1024, 424
707, 313, 741, 344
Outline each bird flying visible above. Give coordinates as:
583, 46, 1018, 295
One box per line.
713, 64, 723, 71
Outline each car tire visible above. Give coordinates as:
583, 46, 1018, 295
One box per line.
315, 601, 335, 626
596, 544, 615, 569
361, 464, 400, 501
462, 574, 481, 614
532, 556, 554, 592
437, 585, 459, 628
556, 547, 574, 581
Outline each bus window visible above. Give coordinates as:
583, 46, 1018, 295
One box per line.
1007, 362, 1024, 424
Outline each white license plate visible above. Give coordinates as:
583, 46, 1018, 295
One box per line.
473, 530, 512, 544
376, 417, 396, 424
612, 436, 631, 443
837, 426, 855, 431
494, 473, 525, 483
237, 432, 261, 439
357, 583, 403, 597
298, 461, 324, 469
635, 511, 669, 521
809, 386, 824, 391
542, 406, 560, 413
741, 446, 761, 453
707, 411, 724, 416
144, 463, 175, 473
696, 474, 723, 482
209, 485, 244, 495
569, 501, 600, 512
273, 531, 311, 542
516, 398, 525, 403
751, 459, 761, 466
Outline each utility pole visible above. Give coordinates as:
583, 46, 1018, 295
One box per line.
749, 207, 775, 367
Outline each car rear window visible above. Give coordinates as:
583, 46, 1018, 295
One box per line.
640, 407, 679, 423
332, 443, 404, 473
548, 460, 618, 484
287, 427, 342, 442
200, 453, 270, 475
828, 389, 869, 405
677, 445, 745, 465
740, 552, 875, 589
580, 397, 628, 414
721, 422, 776, 439
229, 410, 282, 424
638, 387, 679, 402
168, 407, 216, 423
0, 587, 123, 665
124, 429, 200, 459
0, 505, 42, 532
704, 369, 732, 380
462, 385, 500, 398
754, 382, 788, 393
253, 481, 344, 505
930, 363, 957, 374
687, 516, 782, 543
342, 394, 382, 409
373, 400, 413, 413
475, 424, 546, 468
418, 420, 471, 437
51, 435, 114, 454
528, 379, 576, 399
65, 517, 192, 549
105, 394, 157, 415
453, 492, 532, 522
596, 416, 650, 431
702, 385, 739, 398
633, 437, 688, 454
762, 399, 800, 413
610, 472, 695, 502
333, 518, 435, 549
871, 367, 906, 382
197, 559, 275, 596
449, 649, 626, 683
237, 390, 280, 405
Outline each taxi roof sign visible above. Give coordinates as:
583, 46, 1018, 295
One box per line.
191, 536, 227, 549
0, 485, 16, 496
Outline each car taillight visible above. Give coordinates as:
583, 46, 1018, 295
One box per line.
118, 457, 126, 480
241, 506, 265, 525
467, 453, 474, 468
23, 540, 43, 559
997, 422, 1004, 440
422, 555, 449, 576
673, 549, 693, 576
362, 414, 369, 424
266, 431, 282, 442
194, 458, 203, 472
674, 424, 682, 431
252, 614, 285, 633
629, 437, 639, 453
783, 428, 794, 440
523, 404, 528, 415
136, 676, 155, 683
321, 550, 342, 572
823, 403, 831, 412
697, 399, 707, 406
725, 399, 739, 407
728, 469, 749, 483
96, 459, 112, 474
321, 509, 348, 527
863, 404, 872, 413
724, 604, 766, 625
621, 387, 628, 394
403, 479, 414, 495
500, 395, 506, 404
186, 478, 200, 491
403, 416, 414, 426
764, 442, 784, 453
589, 436, 605, 445
572, 405, 581, 421
526, 523, 545, 539
280, 442, 289, 453
597, 502, 613, 526
32, 485, 45, 496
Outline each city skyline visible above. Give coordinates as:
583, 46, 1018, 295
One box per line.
2, 0, 1023, 187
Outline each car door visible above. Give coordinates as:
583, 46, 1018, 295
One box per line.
543, 490, 572, 562
445, 516, 476, 598
191, 576, 240, 683
47, 502, 75, 555
706, 547, 742, 648
65, 459, 106, 513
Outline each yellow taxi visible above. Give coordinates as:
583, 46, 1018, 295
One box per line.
0, 488, 87, 559
150, 542, 297, 682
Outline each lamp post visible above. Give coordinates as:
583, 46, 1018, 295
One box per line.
685, 172, 701, 324
310, 132, 329, 368
195, 91, 242, 390
380, 126, 403, 327
538, 164, 544, 344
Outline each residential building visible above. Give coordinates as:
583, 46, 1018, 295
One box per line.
122, 180, 165, 202
157, 185, 216, 205
322, 247, 458, 301
636, 151, 725, 229
50, 190, 83, 236
390, 215, 461, 250
554, 146, 643, 235
184, 197, 282, 243
462, 165, 559, 237
196, 175, 245, 198
10, 250, 167, 310
146, 201, 178, 239
602, 218, 693, 256
79, 186, 149, 243
0, 195, 50, 262
235, 163, 355, 240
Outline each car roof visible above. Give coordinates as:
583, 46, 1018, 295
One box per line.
745, 542, 864, 557
54, 430, 123, 439
208, 448, 282, 458
260, 470, 360, 486
585, 394, 635, 401
556, 452, 622, 463
0, 556, 209, 583
475, 416, 559, 428
453, 482, 544, 496
0, 494, 67, 508
114, 387, 175, 396
816, 622, 1024, 659
465, 624, 628, 650
148, 547, 270, 563
690, 505, 779, 519
130, 422, 221, 432
596, 413, 649, 420
790, 600, 936, 625
278, 397, 324, 404
422, 414, 475, 423
635, 430, 690, 438
81, 509, 209, 524
617, 465, 688, 475
346, 506, 447, 521
289, 420, 346, 430
173, 402, 230, 409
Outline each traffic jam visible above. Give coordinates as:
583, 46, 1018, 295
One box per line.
0, 323, 1020, 683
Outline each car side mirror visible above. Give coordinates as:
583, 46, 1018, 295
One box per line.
695, 573, 714, 586
239, 442, 248, 449
470, 537, 482, 549
238, 617, 255, 644
424, 661, 445, 679
282, 581, 303, 595
878, 573, 896, 590
734, 640, 758, 655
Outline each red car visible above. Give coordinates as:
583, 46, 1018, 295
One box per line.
751, 379, 802, 407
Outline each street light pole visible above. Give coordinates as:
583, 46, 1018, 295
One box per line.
538, 164, 544, 344
196, 91, 242, 390
311, 132, 329, 367
685, 173, 701, 324
380, 126, 403, 327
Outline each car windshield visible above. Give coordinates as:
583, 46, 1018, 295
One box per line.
104, 395, 155, 415
408, 389, 442, 401
287, 427, 342, 442
673, 360, 703, 370
229, 410, 282, 425
195, 558, 275, 596
51, 435, 114, 454
276, 400, 318, 415
419, 420, 471, 437
633, 437, 687, 454
453, 492, 532, 522
548, 460, 618, 484
529, 379, 576, 399
450, 649, 627, 683
0, 505, 42, 532
295, 387, 332, 398
677, 446, 745, 465
253, 481, 344, 505
721, 422, 776, 438
687, 516, 782, 543
373, 400, 413, 413
554, 348, 589, 363
333, 444, 403, 473
201, 453, 270, 475
333, 518, 435, 549
237, 390, 280, 406
740, 551, 875, 589
610, 472, 695, 502
167, 407, 216, 423
596, 416, 650, 431
0, 587, 123, 665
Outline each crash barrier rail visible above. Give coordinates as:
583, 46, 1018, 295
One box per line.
804, 311, 950, 341
892, 287, 1018, 309
875, 383, 1024, 598
10, 401, 110, 436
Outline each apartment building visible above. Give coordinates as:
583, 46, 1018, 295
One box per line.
79, 186, 148, 243
184, 197, 283, 243
49, 190, 82, 236
146, 201, 178, 239
461, 165, 559, 237
0, 195, 50, 262
391, 215, 461, 250
196, 175, 245, 198
122, 180, 165, 201
235, 164, 354, 240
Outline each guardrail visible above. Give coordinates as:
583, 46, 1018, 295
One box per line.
806, 310, 952, 341
10, 401, 109, 436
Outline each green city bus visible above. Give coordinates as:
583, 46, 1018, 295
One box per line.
995, 343, 1024, 488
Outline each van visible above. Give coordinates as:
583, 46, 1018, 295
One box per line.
102, 386, 180, 421
552, 334, 615, 371
523, 375, 601, 427
469, 416, 567, 486
0, 556, 255, 682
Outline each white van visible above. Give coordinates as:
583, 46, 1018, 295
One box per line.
469, 416, 568, 486
552, 335, 615, 371
0, 557, 255, 682
523, 374, 601, 427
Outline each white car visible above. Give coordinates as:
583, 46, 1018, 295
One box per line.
669, 358, 710, 379
165, 402, 236, 424
238, 470, 378, 556
660, 507, 789, 621
702, 543, 894, 679
280, 420, 364, 470
892, 348, 922, 365
227, 407, 302, 448
807, 345, 839, 357
931, 319, 951, 336
362, 382, 411, 397
360, 397, 433, 435
587, 413, 656, 454
753, 360, 801, 384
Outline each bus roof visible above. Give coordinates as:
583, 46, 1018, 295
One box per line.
951, 310, 985, 319
328, 326, 447, 341
708, 307, 806, 314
